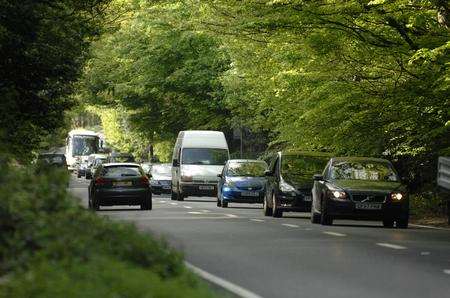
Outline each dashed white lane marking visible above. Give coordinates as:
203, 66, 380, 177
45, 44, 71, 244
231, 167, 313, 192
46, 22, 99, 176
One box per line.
183, 206, 193, 209
160, 200, 167, 203
188, 211, 203, 215
250, 219, 264, 222
225, 214, 238, 218
420, 251, 431, 256
304, 228, 313, 231
443, 269, 450, 275
282, 224, 299, 228
200, 209, 211, 213
376, 243, 407, 250
185, 262, 263, 298
170, 202, 178, 205
323, 231, 346, 237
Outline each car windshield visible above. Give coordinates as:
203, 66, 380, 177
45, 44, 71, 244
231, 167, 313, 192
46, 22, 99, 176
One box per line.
281, 155, 330, 180
182, 148, 228, 165
38, 155, 65, 164
102, 166, 141, 178
151, 165, 171, 176
330, 160, 399, 181
73, 135, 99, 156
227, 161, 267, 177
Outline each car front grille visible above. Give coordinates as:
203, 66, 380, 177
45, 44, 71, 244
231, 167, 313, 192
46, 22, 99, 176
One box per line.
351, 194, 386, 203
236, 185, 263, 191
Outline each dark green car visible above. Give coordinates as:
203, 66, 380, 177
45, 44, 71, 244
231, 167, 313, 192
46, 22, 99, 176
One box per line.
311, 157, 409, 228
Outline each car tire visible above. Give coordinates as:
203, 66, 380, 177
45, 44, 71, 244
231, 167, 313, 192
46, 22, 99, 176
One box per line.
311, 207, 321, 224
382, 218, 394, 228
141, 197, 152, 210
77, 173, 81, 178
263, 196, 273, 216
177, 191, 185, 201
320, 199, 333, 225
217, 196, 222, 207
171, 190, 177, 201
272, 193, 283, 218
221, 201, 228, 208
93, 197, 100, 211
396, 217, 408, 229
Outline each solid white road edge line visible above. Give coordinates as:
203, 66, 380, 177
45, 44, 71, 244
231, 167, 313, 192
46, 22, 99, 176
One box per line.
323, 231, 346, 237
410, 224, 450, 231
185, 262, 264, 298
376, 243, 407, 250
282, 224, 299, 228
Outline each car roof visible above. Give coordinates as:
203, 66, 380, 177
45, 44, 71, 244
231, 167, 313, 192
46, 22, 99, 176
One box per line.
280, 151, 334, 158
331, 157, 392, 163
103, 163, 141, 167
228, 159, 267, 163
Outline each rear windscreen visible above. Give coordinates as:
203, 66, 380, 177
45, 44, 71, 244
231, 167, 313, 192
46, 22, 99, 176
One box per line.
102, 166, 141, 178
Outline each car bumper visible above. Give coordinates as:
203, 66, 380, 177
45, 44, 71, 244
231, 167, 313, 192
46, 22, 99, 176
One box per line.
278, 193, 312, 212
222, 190, 265, 203
95, 188, 151, 206
327, 200, 409, 220
180, 183, 217, 197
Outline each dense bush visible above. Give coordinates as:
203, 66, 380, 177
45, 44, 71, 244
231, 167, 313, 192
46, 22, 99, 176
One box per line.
0, 164, 214, 297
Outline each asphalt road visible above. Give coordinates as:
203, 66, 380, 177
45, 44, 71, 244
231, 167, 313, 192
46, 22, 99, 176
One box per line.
69, 176, 450, 298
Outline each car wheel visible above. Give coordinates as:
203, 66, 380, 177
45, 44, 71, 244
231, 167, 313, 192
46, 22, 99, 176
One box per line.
311, 205, 321, 224
177, 191, 185, 201
396, 217, 408, 229
382, 218, 394, 228
320, 199, 333, 225
272, 193, 283, 218
93, 197, 100, 211
217, 196, 222, 207
77, 173, 81, 178
171, 190, 177, 201
141, 196, 152, 210
263, 196, 273, 216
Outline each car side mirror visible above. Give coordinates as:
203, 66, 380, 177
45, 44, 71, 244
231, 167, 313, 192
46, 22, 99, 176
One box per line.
264, 170, 273, 177
217, 174, 223, 178
313, 174, 324, 181
173, 159, 179, 167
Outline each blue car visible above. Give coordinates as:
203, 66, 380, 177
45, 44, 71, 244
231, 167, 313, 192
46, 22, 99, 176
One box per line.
217, 159, 268, 208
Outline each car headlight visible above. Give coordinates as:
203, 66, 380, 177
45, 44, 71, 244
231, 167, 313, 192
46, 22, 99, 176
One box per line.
280, 180, 296, 193
326, 186, 347, 200
390, 192, 404, 201
224, 181, 236, 188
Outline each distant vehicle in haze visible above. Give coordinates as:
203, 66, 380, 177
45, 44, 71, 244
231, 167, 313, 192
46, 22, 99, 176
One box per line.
85, 154, 108, 179
217, 159, 268, 208
88, 163, 152, 211
37, 153, 67, 169
171, 130, 229, 201
263, 151, 332, 218
65, 129, 101, 171
311, 157, 409, 228
107, 152, 135, 163
150, 163, 172, 195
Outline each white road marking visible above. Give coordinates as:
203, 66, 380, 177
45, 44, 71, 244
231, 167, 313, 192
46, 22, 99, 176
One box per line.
282, 224, 299, 228
200, 209, 211, 213
188, 211, 203, 215
225, 214, 238, 218
443, 269, 450, 275
250, 219, 264, 222
170, 202, 178, 205
185, 262, 263, 298
323, 231, 346, 237
410, 224, 450, 231
160, 200, 167, 203
420, 251, 431, 256
183, 206, 193, 209
304, 228, 313, 231
376, 243, 407, 250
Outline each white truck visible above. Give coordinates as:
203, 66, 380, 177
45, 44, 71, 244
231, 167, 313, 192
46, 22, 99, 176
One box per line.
171, 131, 229, 201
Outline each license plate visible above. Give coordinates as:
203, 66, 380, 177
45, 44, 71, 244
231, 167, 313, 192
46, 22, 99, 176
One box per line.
199, 185, 214, 190
162, 185, 171, 190
303, 195, 312, 201
114, 181, 132, 187
241, 191, 259, 197
355, 202, 382, 210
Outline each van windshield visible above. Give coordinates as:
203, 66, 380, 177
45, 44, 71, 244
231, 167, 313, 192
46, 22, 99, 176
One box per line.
182, 148, 228, 165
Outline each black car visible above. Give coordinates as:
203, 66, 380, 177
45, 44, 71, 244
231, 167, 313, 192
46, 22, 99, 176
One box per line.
88, 163, 152, 211
311, 157, 409, 228
263, 151, 332, 218
149, 163, 172, 195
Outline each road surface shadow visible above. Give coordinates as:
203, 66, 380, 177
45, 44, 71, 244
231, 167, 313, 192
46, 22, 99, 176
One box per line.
226, 205, 262, 210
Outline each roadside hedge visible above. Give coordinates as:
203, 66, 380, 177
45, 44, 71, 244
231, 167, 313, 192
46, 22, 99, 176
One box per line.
0, 164, 214, 297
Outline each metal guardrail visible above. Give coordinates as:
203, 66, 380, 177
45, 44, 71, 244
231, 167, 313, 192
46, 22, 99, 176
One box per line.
438, 157, 450, 191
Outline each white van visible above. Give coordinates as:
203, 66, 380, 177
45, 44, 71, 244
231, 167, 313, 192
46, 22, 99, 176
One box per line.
171, 131, 229, 201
